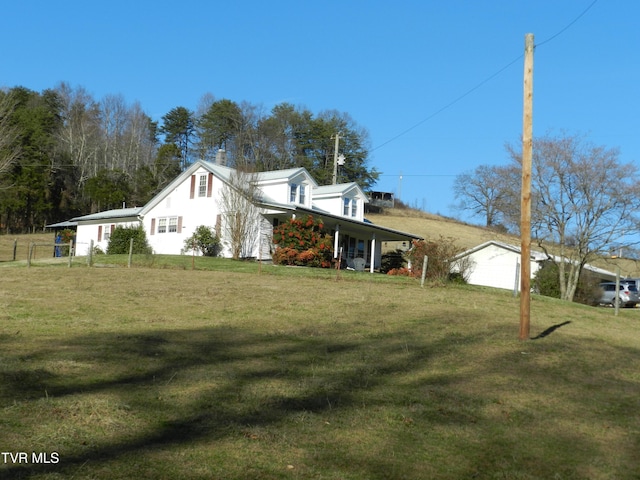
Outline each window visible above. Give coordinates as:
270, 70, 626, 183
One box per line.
104, 225, 111, 241
351, 198, 357, 217
343, 198, 350, 215
290, 184, 298, 203
198, 175, 207, 197
299, 185, 306, 205
157, 217, 181, 234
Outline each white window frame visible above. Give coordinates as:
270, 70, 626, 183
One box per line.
351, 198, 357, 217
290, 183, 298, 203
104, 224, 111, 241
168, 217, 178, 233
299, 184, 306, 205
158, 218, 167, 234
198, 175, 207, 197
343, 198, 350, 216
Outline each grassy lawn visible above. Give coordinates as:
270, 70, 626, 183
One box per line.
0, 253, 639, 478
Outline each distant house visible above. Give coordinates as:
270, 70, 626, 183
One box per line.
452, 240, 616, 291
66, 158, 422, 272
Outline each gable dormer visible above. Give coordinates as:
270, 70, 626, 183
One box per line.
254, 168, 317, 207
312, 183, 368, 221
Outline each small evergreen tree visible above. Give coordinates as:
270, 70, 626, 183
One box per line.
106, 224, 153, 255
183, 225, 221, 256
534, 260, 602, 305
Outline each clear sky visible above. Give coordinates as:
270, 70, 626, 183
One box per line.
2, 0, 637, 224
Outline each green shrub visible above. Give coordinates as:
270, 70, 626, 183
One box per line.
534, 260, 602, 305
183, 226, 221, 257
380, 249, 406, 273
534, 261, 561, 298
106, 224, 153, 255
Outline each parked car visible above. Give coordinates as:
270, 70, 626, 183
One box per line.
598, 282, 640, 307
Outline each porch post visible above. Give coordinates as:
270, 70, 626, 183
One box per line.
334, 224, 340, 258
370, 234, 376, 273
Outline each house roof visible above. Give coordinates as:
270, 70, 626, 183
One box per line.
45, 220, 78, 229
139, 161, 237, 215
255, 198, 422, 242
71, 207, 143, 223
313, 182, 368, 201
63, 161, 421, 243
256, 167, 314, 183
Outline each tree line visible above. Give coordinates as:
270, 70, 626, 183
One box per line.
0, 83, 378, 233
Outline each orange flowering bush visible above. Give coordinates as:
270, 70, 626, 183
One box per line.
272, 215, 333, 268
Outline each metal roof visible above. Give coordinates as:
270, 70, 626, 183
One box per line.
70, 207, 143, 222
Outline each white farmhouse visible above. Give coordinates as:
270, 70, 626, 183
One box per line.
67, 159, 421, 272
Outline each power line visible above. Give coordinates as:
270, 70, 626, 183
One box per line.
378, 174, 457, 177
535, 0, 599, 48
372, 0, 599, 153
371, 55, 522, 153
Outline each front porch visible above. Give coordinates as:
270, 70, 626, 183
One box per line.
262, 206, 422, 273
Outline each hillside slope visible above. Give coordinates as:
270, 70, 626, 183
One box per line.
367, 207, 640, 276
366, 208, 517, 250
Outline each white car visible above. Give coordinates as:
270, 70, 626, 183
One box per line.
599, 282, 639, 308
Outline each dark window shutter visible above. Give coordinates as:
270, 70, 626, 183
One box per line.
150, 218, 156, 235
111, 224, 116, 233
207, 173, 213, 197
97, 225, 102, 242
177, 216, 183, 233
190, 175, 196, 199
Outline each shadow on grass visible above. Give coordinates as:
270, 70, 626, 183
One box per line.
1, 324, 639, 479
0, 326, 440, 478
531, 320, 572, 339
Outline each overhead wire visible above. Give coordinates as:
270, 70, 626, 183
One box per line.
371, 0, 599, 154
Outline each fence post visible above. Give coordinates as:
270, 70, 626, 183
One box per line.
420, 255, 429, 288
27, 243, 34, 268
68, 241, 73, 268
128, 237, 134, 268
88, 240, 94, 267
12, 239, 17, 261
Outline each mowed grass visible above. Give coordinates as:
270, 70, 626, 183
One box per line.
1, 258, 640, 479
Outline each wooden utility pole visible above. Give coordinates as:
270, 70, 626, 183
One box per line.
331, 132, 341, 185
520, 33, 534, 340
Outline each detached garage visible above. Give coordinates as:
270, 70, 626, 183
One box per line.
452, 241, 616, 292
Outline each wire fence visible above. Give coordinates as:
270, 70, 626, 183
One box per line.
27, 242, 74, 268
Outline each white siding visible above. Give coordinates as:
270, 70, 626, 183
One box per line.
75, 219, 140, 255
144, 168, 223, 255
462, 244, 539, 291
313, 191, 366, 220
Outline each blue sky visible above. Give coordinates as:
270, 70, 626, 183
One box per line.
2, 0, 637, 224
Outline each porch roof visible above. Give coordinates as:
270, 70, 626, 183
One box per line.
70, 207, 144, 223
257, 200, 422, 242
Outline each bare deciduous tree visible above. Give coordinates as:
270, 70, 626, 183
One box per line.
507, 132, 640, 302
55, 82, 102, 190
218, 168, 264, 260
453, 164, 513, 228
